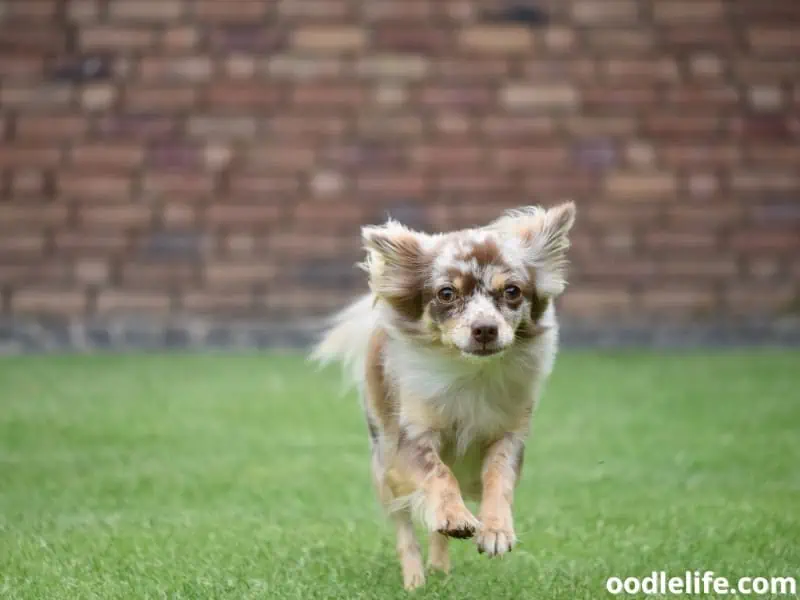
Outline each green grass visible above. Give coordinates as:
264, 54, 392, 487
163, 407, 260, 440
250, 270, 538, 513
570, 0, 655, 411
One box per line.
0, 352, 798, 599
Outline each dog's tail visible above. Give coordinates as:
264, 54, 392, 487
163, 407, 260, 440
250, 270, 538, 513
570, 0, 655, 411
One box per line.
310, 293, 378, 387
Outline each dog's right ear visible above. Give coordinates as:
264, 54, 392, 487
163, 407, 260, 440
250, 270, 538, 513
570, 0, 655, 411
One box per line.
360, 220, 432, 319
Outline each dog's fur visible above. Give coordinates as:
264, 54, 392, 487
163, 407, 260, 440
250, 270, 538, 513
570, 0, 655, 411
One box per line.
312, 202, 577, 590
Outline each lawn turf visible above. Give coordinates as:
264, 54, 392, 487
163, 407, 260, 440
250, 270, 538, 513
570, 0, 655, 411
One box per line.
0, 352, 798, 599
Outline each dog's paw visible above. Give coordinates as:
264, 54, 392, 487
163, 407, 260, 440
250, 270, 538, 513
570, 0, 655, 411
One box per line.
403, 566, 426, 591
432, 502, 480, 539
476, 521, 516, 557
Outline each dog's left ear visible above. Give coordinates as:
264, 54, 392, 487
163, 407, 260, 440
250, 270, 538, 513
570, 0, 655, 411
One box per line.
492, 201, 577, 297
360, 220, 432, 318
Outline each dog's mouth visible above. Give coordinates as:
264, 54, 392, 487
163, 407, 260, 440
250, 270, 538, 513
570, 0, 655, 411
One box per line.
462, 346, 505, 358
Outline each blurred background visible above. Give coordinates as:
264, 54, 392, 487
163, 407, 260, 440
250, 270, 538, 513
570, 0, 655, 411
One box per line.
1, 0, 799, 351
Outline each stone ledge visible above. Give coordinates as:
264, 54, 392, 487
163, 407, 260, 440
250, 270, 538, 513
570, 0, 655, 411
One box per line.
1, 316, 799, 354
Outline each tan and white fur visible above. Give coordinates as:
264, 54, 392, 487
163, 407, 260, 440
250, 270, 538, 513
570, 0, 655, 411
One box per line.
312, 202, 577, 590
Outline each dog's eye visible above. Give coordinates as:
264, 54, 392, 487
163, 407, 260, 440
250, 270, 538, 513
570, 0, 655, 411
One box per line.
436, 286, 457, 304
504, 285, 522, 301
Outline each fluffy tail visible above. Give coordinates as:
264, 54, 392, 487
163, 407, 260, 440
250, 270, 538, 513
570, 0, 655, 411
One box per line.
310, 293, 378, 388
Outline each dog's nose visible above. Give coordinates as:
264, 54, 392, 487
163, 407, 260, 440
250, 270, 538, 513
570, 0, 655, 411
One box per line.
471, 322, 498, 344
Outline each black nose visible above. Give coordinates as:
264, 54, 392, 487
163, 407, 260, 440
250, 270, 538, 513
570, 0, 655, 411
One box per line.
471, 322, 498, 344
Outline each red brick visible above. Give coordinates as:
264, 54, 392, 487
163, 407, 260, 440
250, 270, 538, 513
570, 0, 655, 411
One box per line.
80, 26, 156, 49
267, 55, 343, 79
243, 147, 317, 172
602, 58, 679, 82
292, 26, 366, 51
54, 230, 129, 255
143, 173, 215, 196
139, 57, 213, 81
4, 0, 60, 18
725, 285, 797, 315
97, 290, 172, 312
413, 145, 483, 168
268, 115, 347, 139
363, 0, 433, 20
666, 86, 739, 106
187, 116, 258, 139
161, 27, 200, 52
11, 171, 47, 196
0, 55, 44, 78
0, 204, 69, 227
747, 145, 800, 164
644, 231, 719, 250
278, 0, 352, 19
68, 0, 100, 21
207, 83, 284, 109
582, 259, 657, 281
560, 288, 632, 317
373, 27, 449, 52
584, 29, 654, 52
125, 86, 198, 111
730, 231, 800, 252
108, 0, 184, 21
582, 86, 657, 108
194, 0, 270, 21
78, 205, 152, 228
74, 259, 110, 284
120, 263, 197, 287
640, 288, 716, 314
653, 0, 725, 21
435, 58, 509, 79
458, 26, 533, 53
661, 143, 741, 167
646, 114, 723, 137
16, 115, 89, 140
292, 84, 364, 106
0, 234, 45, 257
0, 146, 61, 168
663, 26, 737, 49
13, 289, 87, 316
228, 176, 300, 196
0, 263, 72, 286
501, 84, 580, 111
204, 262, 277, 288
161, 203, 199, 227
567, 116, 637, 136
1, 84, 73, 108
180, 290, 254, 313
59, 172, 132, 199
572, 0, 640, 23
482, 116, 556, 139
605, 172, 678, 199
420, 86, 493, 108
205, 204, 283, 227
69, 144, 145, 170
0, 25, 67, 52
660, 258, 738, 279
491, 146, 569, 172
732, 171, 800, 193
356, 55, 429, 79
356, 173, 426, 196
748, 28, 800, 55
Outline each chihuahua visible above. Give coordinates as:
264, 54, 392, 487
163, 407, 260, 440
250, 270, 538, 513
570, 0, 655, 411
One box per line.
312, 202, 576, 590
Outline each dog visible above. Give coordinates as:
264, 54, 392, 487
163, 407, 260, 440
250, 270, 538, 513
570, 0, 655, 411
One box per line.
312, 201, 576, 590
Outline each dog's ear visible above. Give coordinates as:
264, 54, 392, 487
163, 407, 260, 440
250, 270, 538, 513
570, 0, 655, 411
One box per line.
492, 201, 577, 297
360, 220, 432, 319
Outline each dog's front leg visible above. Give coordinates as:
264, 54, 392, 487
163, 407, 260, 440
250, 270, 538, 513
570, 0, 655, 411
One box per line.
388, 430, 480, 539
476, 433, 524, 556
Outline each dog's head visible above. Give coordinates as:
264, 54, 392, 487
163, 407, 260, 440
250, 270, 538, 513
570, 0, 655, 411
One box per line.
361, 202, 576, 358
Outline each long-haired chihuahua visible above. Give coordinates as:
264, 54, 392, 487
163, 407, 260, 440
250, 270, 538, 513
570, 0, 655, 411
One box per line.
312, 202, 577, 590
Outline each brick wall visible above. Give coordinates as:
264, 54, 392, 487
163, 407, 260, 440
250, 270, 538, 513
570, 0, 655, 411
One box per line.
1, 0, 799, 333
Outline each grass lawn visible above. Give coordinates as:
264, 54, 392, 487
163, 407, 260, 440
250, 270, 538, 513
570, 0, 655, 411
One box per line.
0, 352, 798, 599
